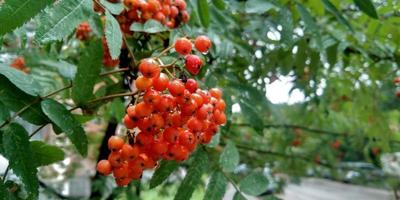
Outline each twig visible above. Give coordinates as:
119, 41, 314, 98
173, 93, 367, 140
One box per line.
222, 172, 248, 199
87, 92, 137, 104
100, 68, 129, 76
122, 35, 137, 68
160, 59, 178, 68
29, 124, 48, 138
2, 166, 10, 183
154, 45, 174, 59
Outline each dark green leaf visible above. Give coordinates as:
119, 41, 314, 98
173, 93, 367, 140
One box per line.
100, 0, 124, 15
239, 101, 264, 133
149, 160, 179, 188
0, 0, 53, 35
0, 64, 42, 96
296, 4, 322, 49
233, 192, 246, 200
0, 77, 48, 125
35, 0, 92, 43
105, 10, 123, 59
278, 7, 293, 45
322, 0, 353, 32
174, 148, 208, 200
41, 99, 88, 156
2, 123, 38, 199
0, 179, 11, 200
212, 0, 226, 10
239, 171, 269, 196
219, 140, 239, 172
354, 0, 378, 19
30, 141, 65, 167
326, 43, 338, 67
245, 0, 277, 14
0, 102, 10, 125
39, 60, 77, 80
197, 0, 210, 28
72, 39, 103, 105
203, 171, 227, 200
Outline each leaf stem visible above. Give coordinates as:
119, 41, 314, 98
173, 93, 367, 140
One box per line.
2, 165, 10, 183
100, 67, 129, 76
222, 171, 247, 199
29, 124, 48, 138
87, 92, 137, 104
154, 45, 174, 59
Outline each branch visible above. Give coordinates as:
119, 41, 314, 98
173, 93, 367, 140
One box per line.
100, 68, 129, 77
232, 123, 344, 136
154, 45, 174, 59
234, 143, 333, 168
87, 92, 137, 104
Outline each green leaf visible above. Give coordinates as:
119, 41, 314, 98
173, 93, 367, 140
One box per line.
39, 60, 77, 80
0, 64, 42, 96
278, 7, 293, 45
130, 20, 168, 33
0, 77, 48, 125
174, 148, 208, 200
197, 0, 210, 28
245, 0, 277, 14
212, 0, 226, 10
233, 192, 246, 200
72, 39, 103, 105
0, 102, 10, 125
149, 160, 179, 188
41, 99, 88, 156
203, 171, 227, 200
0, 0, 53, 35
354, 0, 378, 19
30, 141, 65, 167
35, 0, 92, 43
239, 171, 269, 196
219, 140, 239, 172
0, 179, 12, 200
2, 123, 38, 199
326, 43, 338, 67
239, 101, 264, 133
100, 0, 124, 15
321, 0, 353, 32
105, 10, 123, 59
296, 3, 322, 49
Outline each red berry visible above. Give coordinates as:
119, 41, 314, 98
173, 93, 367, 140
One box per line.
168, 79, 185, 96
209, 88, 222, 99
194, 35, 212, 53
97, 160, 112, 175
143, 89, 161, 105
185, 55, 202, 75
108, 151, 123, 168
139, 59, 160, 78
108, 136, 125, 152
185, 79, 198, 93
187, 117, 203, 132
124, 114, 137, 129
121, 144, 140, 161
153, 73, 169, 91
174, 38, 192, 55
135, 102, 153, 118
174, 0, 187, 10
163, 127, 180, 143
135, 75, 153, 91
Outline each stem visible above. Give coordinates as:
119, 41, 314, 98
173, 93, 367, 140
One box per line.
2, 165, 10, 183
222, 172, 247, 198
154, 45, 174, 59
29, 124, 48, 138
87, 92, 137, 104
160, 59, 178, 68
100, 68, 129, 76
123, 36, 137, 68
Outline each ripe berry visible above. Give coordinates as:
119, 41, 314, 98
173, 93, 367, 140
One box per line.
168, 79, 185, 96
152, 140, 169, 155
209, 88, 222, 99
108, 151, 123, 168
127, 105, 139, 122
135, 75, 153, 91
153, 73, 169, 91
194, 35, 212, 53
163, 127, 180, 143
97, 160, 112, 175
185, 55, 202, 75
174, 0, 187, 10
108, 136, 125, 151
394, 77, 400, 84
187, 117, 203, 132
139, 59, 160, 78
215, 99, 226, 111
174, 38, 192, 55
121, 144, 140, 161
135, 102, 153, 118
143, 89, 161, 105
124, 114, 137, 129
136, 132, 154, 146
185, 79, 198, 93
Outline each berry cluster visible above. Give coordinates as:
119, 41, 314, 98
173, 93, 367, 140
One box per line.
175, 35, 211, 75
75, 22, 92, 41
10, 57, 29, 73
96, 35, 225, 186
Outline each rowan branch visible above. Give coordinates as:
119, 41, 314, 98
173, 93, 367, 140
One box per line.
100, 68, 129, 76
